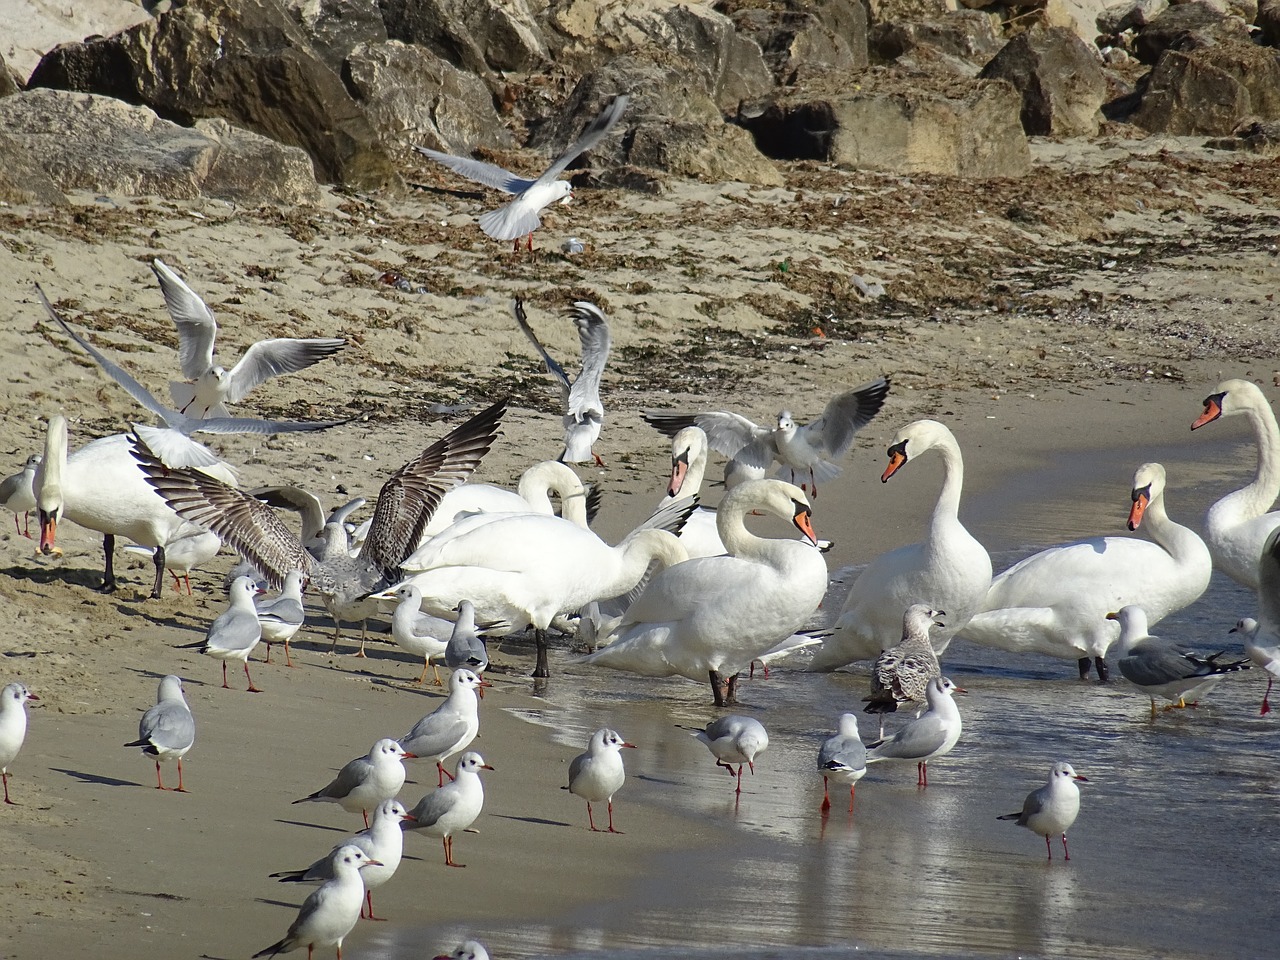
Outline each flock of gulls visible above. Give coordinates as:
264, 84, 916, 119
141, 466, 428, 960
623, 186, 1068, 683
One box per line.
3, 96, 1280, 960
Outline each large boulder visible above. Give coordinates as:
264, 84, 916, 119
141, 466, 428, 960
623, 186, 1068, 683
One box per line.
0, 131, 67, 205
1259, 0, 1280, 45
867, 0, 959, 22
286, 0, 389, 71
1096, 0, 1169, 32
0, 88, 319, 202
1040, 0, 1115, 44
380, 0, 549, 74
730, 0, 869, 85
0, 0, 150, 82
343, 40, 514, 159
546, 0, 775, 110
870, 12, 1005, 76
27, 0, 402, 190
1133, 2, 1252, 63
0, 49, 18, 96
740, 74, 1031, 177
979, 25, 1107, 135
1132, 41, 1280, 133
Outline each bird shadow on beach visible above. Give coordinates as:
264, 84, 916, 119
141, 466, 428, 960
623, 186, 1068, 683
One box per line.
51, 767, 138, 788
274, 818, 351, 833
0, 563, 104, 591
255, 896, 305, 910
406, 181, 486, 202
115, 605, 205, 634
490, 813, 572, 828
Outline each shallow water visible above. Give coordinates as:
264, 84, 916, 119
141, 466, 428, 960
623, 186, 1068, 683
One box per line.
375, 427, 1276, 960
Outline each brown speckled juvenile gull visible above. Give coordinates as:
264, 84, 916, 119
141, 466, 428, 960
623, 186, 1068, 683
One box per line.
864, 604, 944, 738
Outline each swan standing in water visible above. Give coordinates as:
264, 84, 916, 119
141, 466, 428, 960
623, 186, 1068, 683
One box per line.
581, 479, 827, 705
1190, 379, 1280, 588
960, 463, 1212, 680
811, 419, 991, 670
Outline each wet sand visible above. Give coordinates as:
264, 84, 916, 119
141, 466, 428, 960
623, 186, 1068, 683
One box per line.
2, 135, 1279, 959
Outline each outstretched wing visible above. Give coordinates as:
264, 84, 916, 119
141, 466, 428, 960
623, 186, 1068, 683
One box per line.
151, 258, 217, 378
414, 147, 535, 195
801, 376, 891, 459
566, 302, 611, 421
512, 299, 571, 400
223, 338, 346, 404
535, 95, 630, 185
641, 409, 769, 460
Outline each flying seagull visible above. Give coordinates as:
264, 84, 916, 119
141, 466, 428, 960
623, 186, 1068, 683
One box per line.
416, 95, 629, 251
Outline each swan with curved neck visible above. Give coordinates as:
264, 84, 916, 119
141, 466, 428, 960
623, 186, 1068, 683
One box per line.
397, 510, 689, 679
811, 419, 991, 670
662, 426, 726, 558
34, 414, 225, 598
581, 478, 828, 705
960, 462, 1212, 680
417, 460, 590, 542
1191, 379, 1280, 588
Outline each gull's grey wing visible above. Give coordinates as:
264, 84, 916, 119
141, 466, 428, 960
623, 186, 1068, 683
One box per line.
400, 711, 469, 757
512, 299, 571, 399
1121, 639, 1204, 687
801, 376, 892, 459
701, 716, 740, 742
1261, 527, 1280, 629
566, 302, 611, 421
406, 788, 455, 829
256, 593, 305, 625
640, 409, 768, 460
414, 147, 535, 195
535, 95, 630, 185
140, 700, 195, 752
315, 756, 371, 801
358, 400, 506, 577
131, 436, 312, 589
222, 338, 346, 404
207, 607, 261, 655
872, 716, 947, 760
567, 750, 590, 787
151, 259, 216, 378
1017, 784, 1049, 823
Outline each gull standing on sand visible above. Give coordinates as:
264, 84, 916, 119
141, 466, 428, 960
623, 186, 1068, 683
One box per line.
689, 716, 768, 795
642, 376, 891, 495
435, 941, 490, 960
998, 762, 1088, 860
416, 95, 629, 251
256, 569, 307, 667
151, 258, 346, 420
253, 844, 380, 960
1108, 605, 1251, 716
123, 675, 194, 791
863, 605, 944, 739
0, 682, 37, 804
403, 751, 493, 867
817, 714, 867, 813
445, 600, 490, 675
865, 677, 964, 787
385, 583, 452, 684
133, 401, 506, 651
271, 798, 415, 921
188, 575, 264, 692
294, 739, 415, 827
513, 298, 612, 465
566, 727, 635, 833
398, 669, 486, 787
0, 453, 40, 538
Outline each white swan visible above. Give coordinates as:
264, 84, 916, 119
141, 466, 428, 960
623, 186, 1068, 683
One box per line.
396, 510, 689, 679
580, 479, 828, 705
34, 415, 229, 598
660, 426, 725, 558
416, 460, 590, 542
810, 419, 991, 670
1190, 379, 1280, 588
960, 462, 1212, 680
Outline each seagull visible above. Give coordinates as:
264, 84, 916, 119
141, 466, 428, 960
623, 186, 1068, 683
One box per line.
131, 400, 506, 648
0, 453, 40, 538
294, 738, 415, 827
642, 375, 891, 495
566, 727, 636, 833
434, 941, 490, 960
687, 715, 768, 796
817, 713, 867, 813
865, 676, 964, 787
416, 95, 629, 251
38, 284, 343, 470
385, 583, 452, 684
256, 569, 307, 667
252, 844, 381, 960
123, 675, 195, 792
0, 682, 38, 805
271, 798, 415, 921
188, 575, 264, 692
863, 605, 944, 739
151, 258, 346, 420
512, 299, 612, 465
998, 761, 1088, 860
444, 600, 490, 676
402, 751, 493, 868
1108, 605, 1251, 716
397, 669, 486, 787
1233, 524, 1280, 714
1233, 618, 1280, 715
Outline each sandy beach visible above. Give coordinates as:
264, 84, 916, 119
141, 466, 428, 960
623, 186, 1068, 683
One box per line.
1, 133, 1279, 959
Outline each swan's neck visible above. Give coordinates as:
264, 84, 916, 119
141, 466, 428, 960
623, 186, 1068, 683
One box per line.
680, 445, 709, 498
618, 529, 688, 580
37, 416, 68, 514
929, 439, 965, 528
1225, 400, 1280, 518
1142, 491, 1201, 558
716, 506, 764, 558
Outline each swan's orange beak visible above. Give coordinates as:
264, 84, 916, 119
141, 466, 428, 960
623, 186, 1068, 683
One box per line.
793, 504, 819, 545
1191, 395, 1222, 430
882, 441, 908, 482
38, 511, 62, 557
669, 454, 689, 498
1128, 488, 1150, 531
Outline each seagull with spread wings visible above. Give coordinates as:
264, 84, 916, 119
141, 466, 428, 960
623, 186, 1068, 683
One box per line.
151, 259, 346, 420
416, 95, 628, 252
513, 298, 611, 466
642, 376, 891, 496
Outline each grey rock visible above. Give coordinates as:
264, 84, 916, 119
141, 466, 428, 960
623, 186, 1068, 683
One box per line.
382, 0, 548, 74
867, 0, 957, 21
1133, 41, 1280, 133
979, 25, 1107, 136
287, 0, 389, 70
1205, 119, 1280, 152
1133, 2, 1252, 64
1097, 0, 1169, 34
871, 12, 1006, 75
0, 49, 19, 97
1260, 0, 1280, 46
0, 88, 318, 203
730, 0, 869, 85
0, 131, 68, 205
